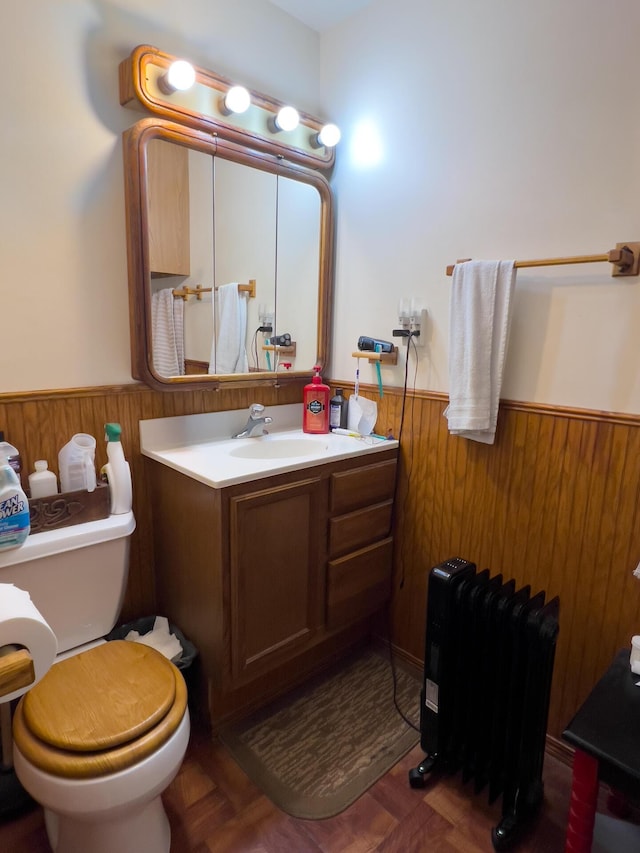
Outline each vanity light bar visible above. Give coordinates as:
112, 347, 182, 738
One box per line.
119, 44, 338, 170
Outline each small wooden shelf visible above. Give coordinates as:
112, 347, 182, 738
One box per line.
351, 348, 398, 365
263, 343, 296, 356
29, 482, 110, 534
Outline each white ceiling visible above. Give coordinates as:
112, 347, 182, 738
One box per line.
268, 0, 373, 32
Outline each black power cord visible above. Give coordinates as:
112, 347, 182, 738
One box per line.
383, 334, 421, 731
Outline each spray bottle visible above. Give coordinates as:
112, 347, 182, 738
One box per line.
303, 366, 330, 434
0, 432, 23, 485
0, 450, 30, 551
102, 423, 133, 514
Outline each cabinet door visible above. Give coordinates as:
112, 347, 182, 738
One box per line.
147, 139, 190, 275
228, 476, 325, 683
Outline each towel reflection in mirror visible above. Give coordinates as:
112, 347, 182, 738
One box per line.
152, 289, 185, 377
152, 279, 252, 377
209, 283, 249, 374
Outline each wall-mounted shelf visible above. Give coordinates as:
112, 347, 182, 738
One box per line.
351, 349, 398, 365
263, 343, 296, 356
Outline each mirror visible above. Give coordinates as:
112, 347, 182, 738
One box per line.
122, 118, 334, 390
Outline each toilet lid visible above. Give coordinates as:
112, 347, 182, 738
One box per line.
21, 640, 177, 751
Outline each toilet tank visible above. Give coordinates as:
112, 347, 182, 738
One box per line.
0, 511, 135, 654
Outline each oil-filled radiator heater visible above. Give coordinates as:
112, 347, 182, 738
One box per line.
409, 557, 559, 851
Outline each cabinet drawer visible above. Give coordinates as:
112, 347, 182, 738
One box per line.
327, 537, 393, 628
330, 459, 396, 515
329, 500, 393, 559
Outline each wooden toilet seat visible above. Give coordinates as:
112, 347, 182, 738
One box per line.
12, 640, 187, 779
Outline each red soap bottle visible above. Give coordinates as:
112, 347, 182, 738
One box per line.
303, 366, 330, 434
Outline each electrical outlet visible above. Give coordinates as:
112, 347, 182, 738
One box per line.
393, 309, 428, 347
258, 303, 274, 328
409, 308, 428, 346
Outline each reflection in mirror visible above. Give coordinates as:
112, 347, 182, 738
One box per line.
123, 119, 333, 391
181, 147, 214, 371
211, 159, 276, 374
275, 176, 321, 371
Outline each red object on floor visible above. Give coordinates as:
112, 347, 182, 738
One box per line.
565, 748, 599, 852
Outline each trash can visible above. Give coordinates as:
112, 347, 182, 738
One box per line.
106, 616, 198, 673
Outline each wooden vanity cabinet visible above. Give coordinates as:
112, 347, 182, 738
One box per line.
326, 459, 396, 628
146, 447, 397, 725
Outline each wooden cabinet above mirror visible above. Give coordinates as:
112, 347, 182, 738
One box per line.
147, 141, 190, 276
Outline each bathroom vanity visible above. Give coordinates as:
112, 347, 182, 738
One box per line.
140, 405, 398, 725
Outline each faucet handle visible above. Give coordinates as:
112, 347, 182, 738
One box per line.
249, 403, 265, 418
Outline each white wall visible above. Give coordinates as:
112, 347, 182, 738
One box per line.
6, 0, 640, 415
1, 0, 319, 392
322, 0, 640, 414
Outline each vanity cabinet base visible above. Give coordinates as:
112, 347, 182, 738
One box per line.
146, 448, 398, 728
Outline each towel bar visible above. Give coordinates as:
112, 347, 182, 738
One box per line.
446, 242, 640, 277
172, 280, 256, 300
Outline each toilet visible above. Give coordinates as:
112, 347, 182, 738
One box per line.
0, 511, 190, 853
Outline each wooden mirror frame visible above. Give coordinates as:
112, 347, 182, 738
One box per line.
122, 117, 334, 391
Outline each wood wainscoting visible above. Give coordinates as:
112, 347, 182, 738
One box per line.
368, 385, 640, 743
2, 380, 639, 745
0, 381, 304, 625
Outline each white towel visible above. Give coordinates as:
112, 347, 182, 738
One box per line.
210, 282, 248, 374
444, 260, 516, 444
151, 288, 184, 377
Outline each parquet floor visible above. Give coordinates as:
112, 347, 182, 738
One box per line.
0, 715, 575, 853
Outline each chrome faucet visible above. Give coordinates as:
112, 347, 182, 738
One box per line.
231, 403, 273, 438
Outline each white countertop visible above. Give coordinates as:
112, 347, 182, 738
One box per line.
139, 404, 398, 489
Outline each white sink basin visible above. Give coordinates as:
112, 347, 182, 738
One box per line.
229, 436, 328, 460
139, 404, 398, 489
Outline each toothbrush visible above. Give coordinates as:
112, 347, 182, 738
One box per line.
374, 344, 384, 398
333, 428, 389, 440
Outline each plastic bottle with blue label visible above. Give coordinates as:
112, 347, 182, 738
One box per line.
0, 451, 30, 551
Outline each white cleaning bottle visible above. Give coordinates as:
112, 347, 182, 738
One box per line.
0, 452, 30, 551
102, 423, 133, 514
28, 460, 59, 499
58, 433, 97, 493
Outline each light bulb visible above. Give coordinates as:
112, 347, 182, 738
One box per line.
223, 85, 251, 115
318, 123, 341, 147
163, 60, 196, 93
274, 106, 299, 132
